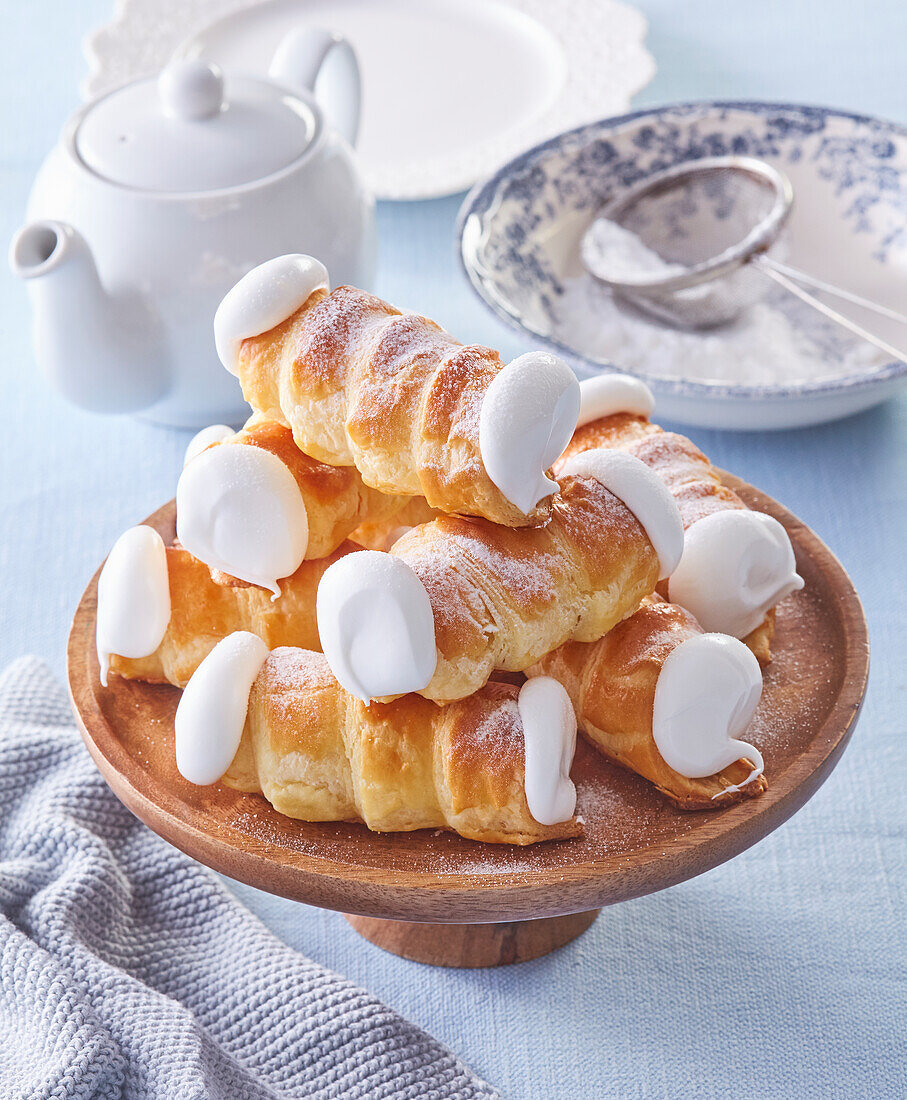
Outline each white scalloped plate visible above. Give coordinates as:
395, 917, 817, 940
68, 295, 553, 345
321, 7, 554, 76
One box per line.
83, 0, 655, 200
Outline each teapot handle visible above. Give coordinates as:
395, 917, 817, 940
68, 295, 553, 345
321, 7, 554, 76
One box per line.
269, 27, 361, 148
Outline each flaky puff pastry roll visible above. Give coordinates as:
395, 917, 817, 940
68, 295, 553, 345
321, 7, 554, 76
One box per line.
174, 638, 580, 845
177, 414, 409, 593
349, 495, 440, 551
96, 525, 360, 689
213, 256, 580, 527
531, 596, 767, 810
316, 451, 685, 705
557, 375, 803, 663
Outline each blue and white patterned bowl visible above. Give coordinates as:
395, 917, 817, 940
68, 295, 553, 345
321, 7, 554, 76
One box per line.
457, 101, 907, 430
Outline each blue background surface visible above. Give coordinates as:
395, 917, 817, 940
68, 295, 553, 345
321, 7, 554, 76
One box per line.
1, 3, 904, 1097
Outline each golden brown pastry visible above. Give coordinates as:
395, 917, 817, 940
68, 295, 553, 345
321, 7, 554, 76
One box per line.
349, 495, 440, 550
558, 404, 802, 663
223, 266, 579, 526
531, 596, 767, 809
180, 643, 582, 844
100, 537, 359, 688
560, 411, 748, 528
317, 454, 684, 704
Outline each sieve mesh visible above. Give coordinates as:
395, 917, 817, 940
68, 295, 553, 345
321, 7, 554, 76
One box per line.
581, 155, 907, 355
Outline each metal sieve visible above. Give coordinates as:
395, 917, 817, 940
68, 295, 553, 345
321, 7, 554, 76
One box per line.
581, 156, 907, 361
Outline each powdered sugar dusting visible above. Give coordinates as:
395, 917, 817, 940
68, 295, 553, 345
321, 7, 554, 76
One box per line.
746, 585, 839, 751
290, 286, 390, 388
446, 528, 564, 606
582, 218, 688, 282
471, 695, 521, 746
260, 648, 333, 693
555, 275, 887, 385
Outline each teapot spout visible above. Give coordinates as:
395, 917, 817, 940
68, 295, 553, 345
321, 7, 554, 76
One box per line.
9, 220, 169, 414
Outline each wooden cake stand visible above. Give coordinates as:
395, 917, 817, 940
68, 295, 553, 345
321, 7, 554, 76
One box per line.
68, 476, 868, 968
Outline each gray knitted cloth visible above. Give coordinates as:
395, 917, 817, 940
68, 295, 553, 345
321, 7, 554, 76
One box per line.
0, 657, 499, 1100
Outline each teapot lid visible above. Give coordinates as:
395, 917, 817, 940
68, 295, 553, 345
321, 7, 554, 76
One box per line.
75, 60, 319, 193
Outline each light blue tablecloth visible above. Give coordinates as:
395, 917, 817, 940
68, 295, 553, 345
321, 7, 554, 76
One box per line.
1, 3, 904, 1097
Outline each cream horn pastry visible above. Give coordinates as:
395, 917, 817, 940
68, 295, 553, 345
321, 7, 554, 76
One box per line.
530, 595, 767, 809
316, 450, 684, 704
213, 255, 580, 526
349, 495, 440, 551
96, 525, 358, 688
557, 374, 803, 661
174, 635, 580, 845
177, 414, 409, 594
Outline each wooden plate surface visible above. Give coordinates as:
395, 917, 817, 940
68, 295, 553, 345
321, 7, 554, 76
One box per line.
67, 476, 868, 923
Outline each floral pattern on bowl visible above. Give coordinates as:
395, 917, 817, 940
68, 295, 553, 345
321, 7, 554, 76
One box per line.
458, 101, 907, 430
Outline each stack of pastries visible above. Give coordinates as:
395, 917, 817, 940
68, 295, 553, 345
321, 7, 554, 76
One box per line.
95, 255, 803, 845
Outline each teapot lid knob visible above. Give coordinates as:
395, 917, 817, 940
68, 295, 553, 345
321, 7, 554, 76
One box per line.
158, 60, 224, 121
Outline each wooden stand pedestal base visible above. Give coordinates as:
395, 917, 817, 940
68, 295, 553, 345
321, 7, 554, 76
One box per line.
344, 909, 600, 967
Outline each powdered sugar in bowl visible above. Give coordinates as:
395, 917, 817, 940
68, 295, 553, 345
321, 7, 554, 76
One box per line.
458, 102, 907, 430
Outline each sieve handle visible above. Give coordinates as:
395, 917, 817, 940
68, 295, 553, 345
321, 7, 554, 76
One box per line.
755, 255, 907, 326
753, 255, 907, 363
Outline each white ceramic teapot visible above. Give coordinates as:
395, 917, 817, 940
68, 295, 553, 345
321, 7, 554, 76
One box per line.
9, 29, 375, 426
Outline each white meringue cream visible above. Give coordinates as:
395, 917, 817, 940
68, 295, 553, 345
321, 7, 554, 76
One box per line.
518, 676, 578, 825
479, 351, 580, 515
316, 550, 437, 702
183, 424, 234, 467
558, 448, 684, 579
214, 254, 329, 376
176, 442, 309, 597
95, 525, 171, 687
174, 631, 270, 786
652, 632, 764, 794
576, 373, 655, 428
668, 510, 804, 638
